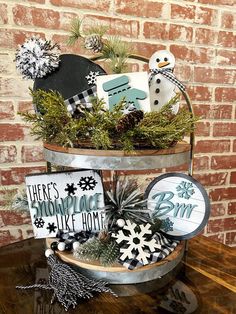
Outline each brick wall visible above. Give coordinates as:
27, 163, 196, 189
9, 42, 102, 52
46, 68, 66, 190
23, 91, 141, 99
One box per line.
0, 0, 235, 247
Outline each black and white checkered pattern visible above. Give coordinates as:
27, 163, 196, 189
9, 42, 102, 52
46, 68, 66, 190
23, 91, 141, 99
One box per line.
149, 68, 186, 92
119, 232, 179, 270
64, 85, 97, 114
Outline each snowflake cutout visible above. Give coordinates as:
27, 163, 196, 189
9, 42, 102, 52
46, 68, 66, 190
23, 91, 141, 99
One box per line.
78, 176, 97, 191
112, 220, 161, 265
47, 222, 57, 234
85, 71, 99, 85
65, 183, 77, 196
176, 181, 195, 199
34, 217, 45, 228
161, 217, 174, 232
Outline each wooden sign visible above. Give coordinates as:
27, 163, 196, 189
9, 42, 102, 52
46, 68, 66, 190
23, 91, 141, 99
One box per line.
25, 170, 105, 238
96, 72, 151, 112
145, 173, 210, 240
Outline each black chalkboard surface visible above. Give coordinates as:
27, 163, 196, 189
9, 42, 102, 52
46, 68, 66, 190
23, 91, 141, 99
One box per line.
33, 54, 106, 100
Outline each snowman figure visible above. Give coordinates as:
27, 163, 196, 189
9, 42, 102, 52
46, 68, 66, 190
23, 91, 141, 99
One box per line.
149, 50, 185, 114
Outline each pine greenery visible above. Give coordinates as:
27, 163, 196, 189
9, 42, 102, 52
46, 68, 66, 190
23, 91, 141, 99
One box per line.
74, 236, 120, 266
67, 18, 130, 73
19, 90, 197, 151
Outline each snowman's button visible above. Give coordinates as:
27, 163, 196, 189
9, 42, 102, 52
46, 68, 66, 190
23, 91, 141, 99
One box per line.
154, 100, 159, 105
156, 79, 161, 84
155, 88, 160, 93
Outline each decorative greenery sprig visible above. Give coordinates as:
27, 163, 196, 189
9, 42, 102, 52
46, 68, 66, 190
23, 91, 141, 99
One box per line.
67, 18, 131, 73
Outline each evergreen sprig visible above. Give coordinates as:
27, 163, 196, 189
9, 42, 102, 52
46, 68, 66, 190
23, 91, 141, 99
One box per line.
74, 236, 119, 266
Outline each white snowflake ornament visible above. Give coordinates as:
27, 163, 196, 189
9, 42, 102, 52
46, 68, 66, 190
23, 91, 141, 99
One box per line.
85, 71, 100, 85
112, 220, 161, 265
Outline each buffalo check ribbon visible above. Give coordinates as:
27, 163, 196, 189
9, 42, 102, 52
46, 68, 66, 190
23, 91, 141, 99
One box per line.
149, 68, 186, 92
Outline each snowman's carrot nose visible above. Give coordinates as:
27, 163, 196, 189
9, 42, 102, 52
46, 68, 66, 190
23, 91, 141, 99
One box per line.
158, 61, 170, 68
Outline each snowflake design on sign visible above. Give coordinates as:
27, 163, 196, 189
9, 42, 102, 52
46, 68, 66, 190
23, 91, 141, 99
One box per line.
78, 176, 97, 191
112, 220, 161, 265
161, 217, 174, 232
176, 181, 195, 200
85, 71, 100, 85
34, 217, 45, 228
46, 222, 57, 234
64, 183, 77, 196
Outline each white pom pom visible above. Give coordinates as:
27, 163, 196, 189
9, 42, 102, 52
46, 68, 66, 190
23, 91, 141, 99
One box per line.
116, 218, 125, 228
45, 248, 54, 257
72, 241, 80, 251
58, 242, 66, 251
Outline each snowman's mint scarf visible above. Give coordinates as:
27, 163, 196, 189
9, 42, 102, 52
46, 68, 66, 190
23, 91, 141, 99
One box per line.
149, 68, 186, 92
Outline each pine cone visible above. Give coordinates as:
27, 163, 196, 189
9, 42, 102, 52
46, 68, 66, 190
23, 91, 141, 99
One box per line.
116, 110, 144, 133
98, 230, 110, 243
84, 34, 103, 53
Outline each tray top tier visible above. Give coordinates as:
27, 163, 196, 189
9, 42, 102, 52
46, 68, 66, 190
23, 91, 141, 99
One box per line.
43, 142, 191, 171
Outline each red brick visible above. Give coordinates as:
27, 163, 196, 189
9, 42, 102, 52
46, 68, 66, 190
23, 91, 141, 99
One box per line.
0, 77, 31, 98
0, 4, 8, 24
0, 189, 17, 207
0, 229, 23, 247
13, 5, 76, 31
194, 67, 235, 84
143, 22, 168, 40
170, 45, 214, 64
1, 166, 45, 185
84, 15, 139, 38
194, 172, 228, 187
0, 211, 31, 226
198, 0, 235, 5
193, 156, 209, 171
0, 29, 45, 50
207, 217, 236, 233
211, 155, 236, 170
13, 5, 59, 29
195, 28, 216, 45
187, 86, 212, 101
0, 54, 15, 76
225, 232, 236, 246
21, 145, 44, 163
215, 87, 236, 102
171, 4, 195, 21
195, 121, 211, 137
17, 101, 34, 114
218, 31, 236, 48
174, 65, 192, 82
233, 140, 236, 152
221, 11, 235, 29
52, 34, 88, 55
209, 187, 236, 201
0, 145, 17, 163
213, 123, 236, 137
115, 0, 164, 18
217, 50, 236, 66
0, 101, 14, 120
195, 6, 217, 26
210, 203, 226, 217
50, 0, 110, 11
206, 233, 225, 244
230, 172, 236, 184
228, 202, 236, 215
0, 124, 29, 141
194, 104, 232, 120
28, 0, 45, 3
169, 24, 193, 42
195, 140, 231, 153
132, 42, 166, 59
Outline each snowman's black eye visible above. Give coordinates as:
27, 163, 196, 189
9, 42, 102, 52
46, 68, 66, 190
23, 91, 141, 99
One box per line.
156, 58, 160, 62
164, 57, 168, 61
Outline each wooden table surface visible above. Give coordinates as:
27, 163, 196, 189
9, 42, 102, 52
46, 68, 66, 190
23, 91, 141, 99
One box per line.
0, 235, 235, 314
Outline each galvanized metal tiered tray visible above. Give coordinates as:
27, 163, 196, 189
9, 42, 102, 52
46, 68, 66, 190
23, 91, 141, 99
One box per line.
46, 239, 185, 284
43, 141, 191, 171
